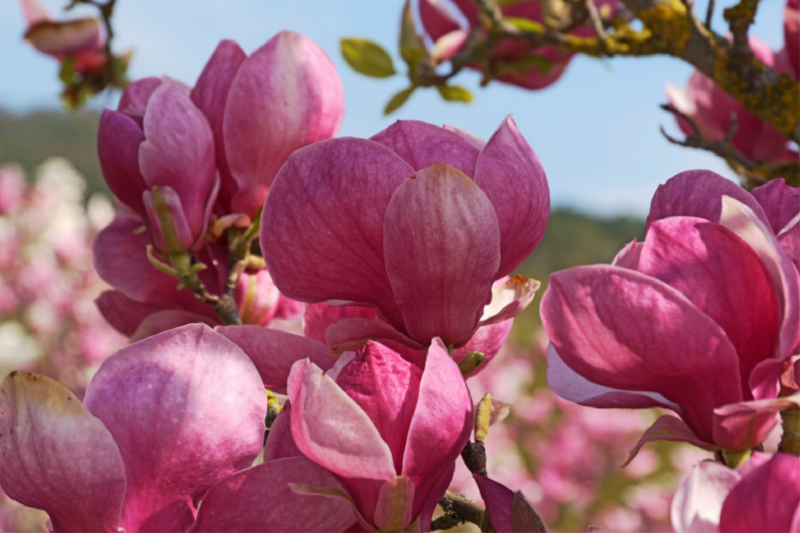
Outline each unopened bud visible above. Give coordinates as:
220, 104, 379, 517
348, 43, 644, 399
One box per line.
458, 350, 485, 375
475, 393, 493, 444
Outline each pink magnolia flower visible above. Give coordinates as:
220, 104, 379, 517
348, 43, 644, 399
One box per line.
98, 77, 218, 255
261, 117, 548, 351
779, 0, 800, 79
0, 324, 356, 533
753, 178, 800, 269
671, 453, 800, 532
190, 33, 345, 218
20, 0, 106, 73
666, 36, 798, 164
419, 0, 617, 90
281, 339, 474, 531
542, 170, 800, 455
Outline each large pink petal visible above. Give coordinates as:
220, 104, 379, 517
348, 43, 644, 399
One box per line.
215, 325, 338, 393
779, 215, 800, 266
139, 78, 216, 235
474, 475, 514, 533
646, 170, 769, 229
712, 396, 800, 451
370, 120, 480, 177
546, 343, 680, 411
224, 31, 344, 217
383, 163, 501, 346
287, 359, 396, 525
95, 289, 165, 336
639, 217, 781, 400
264, 403, 302, 462
129, 310, 218, 343
752, 178, 800, 234
190, 458, 356, 533
786, 0, 800, 79
303, 302, 376, 344
24, 17, 102, 56
83, 324, 267, 533
190, 39, 246, 210
417, 462, 456, 533
719, 453, 800, 532
118, 77, 161, 125
626, 415, 719, 466
20, 0, 50, 25
671, 461, 740, 533
261, 137, 413, 329
402, 339, 473, 518
541, 265, 742, 443
0, 372, 126, 533
720, 196, 800, 359
336, 342, 422, 473
473, 116, 549, 278
97, 109, 148, 217
325, 317, 426, 354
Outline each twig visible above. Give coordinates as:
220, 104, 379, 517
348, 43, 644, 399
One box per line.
723, 0, 760, 54
680, 0, 715, 47
583, 0, 610, 52
461, 440, 488, 477
705, 0, 715, 29
66, 0, 120, 85
430, 491, 484, 531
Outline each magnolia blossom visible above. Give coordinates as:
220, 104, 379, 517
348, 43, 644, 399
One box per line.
19, 0, 106, 73
419, 0, 617, 90
0, 324, 358, 533
261, 117, 548, 352
666, 36, 798, 164
272, 339, 473, 531
781, 0, 799, 79
543, 170, 800, 456
671, 453, 800, 532
191, 33, 345, 218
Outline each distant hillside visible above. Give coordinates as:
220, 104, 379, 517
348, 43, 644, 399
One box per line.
0, 108, 646, 336
0, 108, 106, 197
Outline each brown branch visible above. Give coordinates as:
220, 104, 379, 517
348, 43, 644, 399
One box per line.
723, 0, 760, 53
705, 0, 715, 28
431, 491, 485, 531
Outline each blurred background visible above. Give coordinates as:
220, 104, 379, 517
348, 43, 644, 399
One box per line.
0, 0, 787, 531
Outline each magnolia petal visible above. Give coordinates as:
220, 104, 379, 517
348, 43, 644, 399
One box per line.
370, 120, 480, 177
646, 170, 769, 229
453, 319, 513, 378
303, 302, 376, 344
264, 403, 302, 462
417, 462, 456, 533
374, 476, 415, 532
625, 415, 719, 466
778, 214, 800, 266
288, 484, 375, 532
261, 137, 413, 329
325, 317, 426, 354
143, 186, 196, 253
671, 461, 740, 533
431, 30, 469, 61
336, 343, 422, 474
418, 0, 461, 40
542, 265, 742, 443
118, 77, 161, 122
190, 39, 247, 209
95, 290, 165, 337
216, 325, 338, 394
139, 78, 216, 234
129, 310, 217, 343
84, 324, 267, 533
20, 0, 50, 25
479, 275, 540, 325
25, 17, 101, 56
545, 343, 680, 411
190, 458, 356, 533
403, 339, 473, 518
719, 453, 800, 532
97, 109, 148, 217
443, 124, 487, 150
235, 270, 281, 327
224, 31, 344, 217
712, 396, 800, 451
384, 163, 501, 346
474, 475, 514, 533
611, 239, 642, 270
287, 358, 396, 482
639, 217, 781, 401
720, 195, 800, 359
751, 178, 800, 234
0, 372, 126, 533
474, 116, 550, 278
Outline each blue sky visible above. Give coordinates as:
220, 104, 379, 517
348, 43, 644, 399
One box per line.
0, 0, 787, 216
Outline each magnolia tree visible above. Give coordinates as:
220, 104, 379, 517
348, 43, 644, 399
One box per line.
2, 0, 800, 531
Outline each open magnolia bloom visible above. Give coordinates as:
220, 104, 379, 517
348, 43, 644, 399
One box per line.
261, 117, 548, 352
542, 170, 800, 457
0, 325, 355, 533
277, 339, 474, 532
671, 452, 800, 532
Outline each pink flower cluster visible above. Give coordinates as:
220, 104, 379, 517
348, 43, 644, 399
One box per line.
666, 0, 799, 164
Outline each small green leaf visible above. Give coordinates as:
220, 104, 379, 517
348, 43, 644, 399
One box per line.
505, 17, 545, 33
340, 38, 396, 78
384, 86, 415, 115
436, 84, 473, 103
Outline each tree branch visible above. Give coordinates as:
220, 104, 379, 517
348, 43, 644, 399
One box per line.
430, 491, 485, 531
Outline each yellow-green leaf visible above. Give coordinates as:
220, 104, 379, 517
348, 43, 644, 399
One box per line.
505, 16, 545, 33
340, 38, 396, 78
437, 84, 473, 103
384, 86, 415, 115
